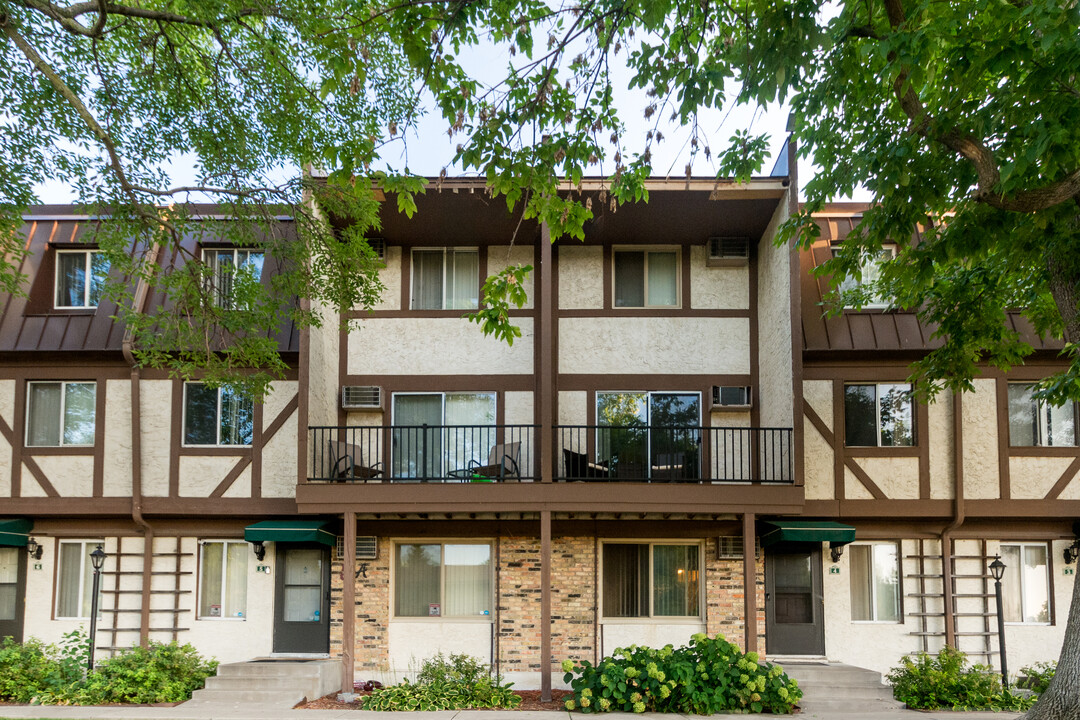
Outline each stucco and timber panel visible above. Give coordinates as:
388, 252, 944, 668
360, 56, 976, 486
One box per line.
962, 379, 1001, 500
755, 200, 793, 429
557, 246, 604, 309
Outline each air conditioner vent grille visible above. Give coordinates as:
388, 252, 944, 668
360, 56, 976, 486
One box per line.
368, 238, 387, 262
712, 385, 752, 407
717, 536, 761, 559
708, 236, 750, 260
336, 536, 378, 561
342, 385, 382, 409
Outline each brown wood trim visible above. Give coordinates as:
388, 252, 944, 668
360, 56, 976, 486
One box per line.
138, 367, 300, 381
833, 379, 844, 500
140, 497, 297, 515
2, 399, 61, 497
804, 499, 954, 518
4, 498, 134, 515
1044, 456, 1080, 500
400, 246, 411, 310
803, 403, 834, 445
251, 400, 263, 498
10, 380, 24, 496
21, 446, 97, 456
209, 457, 253, 498
602, 245, 613, 311
347, 309, 537, 319
169, 380, 181, 497
177, 447, 254, 457
742, 511, 757, 653
843, 446, 921, 458
556, 308, 750, 318
342, 509, 357, 692
297, 296, 311, 489
748, 244, 760, 431
559, 374, 751, 392
996, 378, 1010, 500
479, 246, 489, 308
93, 379, 106, 497
540, 508, 552, 700
20, 454, 61, 497
539, 223, 554, 483
1009, 446, 1080, 457
917, 402, 930, 499
338, 321, 348, 426
342, 375, 536, 393
843, 458, 888, 500
961, 499, 1080, 517
681, 245, 692, 310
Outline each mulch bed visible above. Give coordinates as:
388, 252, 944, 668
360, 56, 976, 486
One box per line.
298, 689, 574, 711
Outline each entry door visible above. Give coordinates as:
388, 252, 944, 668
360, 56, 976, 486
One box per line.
0, 547, 26, 642
273, 544, 330, 654
765, 546, 825, 655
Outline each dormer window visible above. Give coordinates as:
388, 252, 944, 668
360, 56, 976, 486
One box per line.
204, 249, 264, 309
55, 249, 108, 309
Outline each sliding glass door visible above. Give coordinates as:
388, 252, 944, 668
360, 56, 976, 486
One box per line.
392, 393, 496, 479
596, 392, 700, 480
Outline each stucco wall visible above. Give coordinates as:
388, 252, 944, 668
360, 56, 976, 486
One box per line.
962, 380, 1000, 499
103, 379, 133, 496
802, 379, 835, 499
139, 380, 173, 497
489, 245, 536, 310
928, 393, 955, 499
755, 198, 794, 430
851, 457, 920, 499
261, 381, 299, 499
0, 380, 11, 496
558, 317, 749, 375
372, 246, 403, 312
689, 247, 749, 310
557, 246, 603, 309
1009, 456, 1077, 499
34, 455, 94, 497
309, 301, 342, 429
178, 456, 249, 497
348, 318, 534, 376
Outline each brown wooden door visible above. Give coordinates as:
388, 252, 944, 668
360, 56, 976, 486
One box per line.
0, 547, 26, 642
764, 546, 825, 655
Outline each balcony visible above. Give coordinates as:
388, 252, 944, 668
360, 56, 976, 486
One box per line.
308, 425, 793, 484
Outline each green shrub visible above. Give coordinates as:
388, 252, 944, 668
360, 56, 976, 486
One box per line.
887, 647, 1034, 711
561, 633, 801, 714
1018, 662, 1056, 695
0, 637, 61, 702
72, 642, 218, 704
362, 653, 521, 711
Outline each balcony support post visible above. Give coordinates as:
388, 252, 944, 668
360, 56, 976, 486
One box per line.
742, 512, 758, 653
342, 510, 356, 695
538, 222, 554, 483
540, 509, 552, 701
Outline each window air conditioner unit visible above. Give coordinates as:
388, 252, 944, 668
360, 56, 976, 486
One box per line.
707, 236, 750, 266
341, 385, 383, 410
367, 238, 387, 263
337, 535, 378, 561
717, 536, 761, 560
712, 385, 752, 408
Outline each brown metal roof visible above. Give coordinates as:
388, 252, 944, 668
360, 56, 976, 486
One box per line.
802, 206, 1063, 357
0, 207, 299, 356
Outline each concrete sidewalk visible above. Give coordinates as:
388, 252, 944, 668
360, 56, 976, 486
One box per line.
0, 705, 1023, 720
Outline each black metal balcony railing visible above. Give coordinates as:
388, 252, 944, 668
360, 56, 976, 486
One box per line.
308, 425, 793, 484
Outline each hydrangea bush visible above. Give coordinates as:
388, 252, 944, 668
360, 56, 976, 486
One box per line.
561, 633, 800, 714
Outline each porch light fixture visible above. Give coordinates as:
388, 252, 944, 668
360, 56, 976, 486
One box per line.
1064, 540, 1080, 565
829, 542, 845, 563
988, 555, 1008, 690
252, 541, 266, 561
26, 537, 42, 560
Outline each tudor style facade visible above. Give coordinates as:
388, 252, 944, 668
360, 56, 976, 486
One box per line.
0, 167, 1076, 695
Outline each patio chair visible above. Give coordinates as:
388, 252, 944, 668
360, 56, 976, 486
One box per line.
650, 452, 686, 482
561, 449, 610, 481
467, 442, 521, 481
328, 440, 383, 482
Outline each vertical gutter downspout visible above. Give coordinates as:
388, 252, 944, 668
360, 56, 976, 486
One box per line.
123, 236, 163, 650
941, 391, 965, 649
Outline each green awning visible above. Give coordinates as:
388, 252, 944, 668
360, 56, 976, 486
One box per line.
0, 518, 33, 547
759, 520, 856, 548
244, 520, 336, 547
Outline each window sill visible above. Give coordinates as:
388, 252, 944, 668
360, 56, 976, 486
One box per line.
180, 446, 253, 455
24, 446, 95, 455
844, 446, 920, 457
1004, 621, 1052, 627
196, 617, 247, 622
390, 616, 493, 623
599, 617, 704, 625
1009, 446, 1080, 457
849, 620, 904, 625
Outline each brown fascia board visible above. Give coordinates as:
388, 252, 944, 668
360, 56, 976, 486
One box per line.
20, 205, 295, 221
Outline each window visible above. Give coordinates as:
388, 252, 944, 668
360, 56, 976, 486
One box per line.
844, 383, 913, 447
835, 246, 895, 309
204, 249, 264, 309
26, 381, 96, 447
602, 542, 700, 618
391, 393, 495, 478
0, 548, 17, 623
410, 248, 479, 310
596, 392, 700, 480
56, 540, 104, 618
183, 383, 253, 446
55, 249, 108, 309
849, 543, 901, 622
1008, 384, 1077, 447
198, 541, 248, 619
394, 542, 491, 618
1001, 543, 1050, 624
614, 250, 679, 308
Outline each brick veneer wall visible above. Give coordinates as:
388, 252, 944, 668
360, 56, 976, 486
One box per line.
331, 535, 763, 676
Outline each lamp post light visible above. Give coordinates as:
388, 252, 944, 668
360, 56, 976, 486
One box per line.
87, 544, 107, 671
988, 555, 1008, 690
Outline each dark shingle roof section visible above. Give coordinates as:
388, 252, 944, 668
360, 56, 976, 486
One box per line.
0, 207, 299, 355
803, 206, 1063, 356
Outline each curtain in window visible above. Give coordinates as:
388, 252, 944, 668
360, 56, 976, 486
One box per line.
646, 252, 678, 306
444, 393, 495, 473
225, 542, 248, 618
412, 250, 444, 309
199, 542, 224, 617
613, 252, 645, 307
220, 388, 253, 445
653, 545, 699, 616
1022, 545, 1049, 623
443, 544, 491, 616
447, 250, 479, 310
28, 383, 62, 446
57, 543, 83, 617
56, 253, 86, 306
1001, 545, 1023, 622
0, 548, 16, 621
395, 544, 441, 616
392, 395, 442, 478
872, 544, 900, 621
63, 383, 96, 445
849, 545, 872, 621
603, 544, 647, 617
878, 384, 913, 446
1008, 385, 1037, 446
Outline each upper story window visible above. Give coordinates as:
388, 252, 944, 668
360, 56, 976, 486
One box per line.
26, 381, 96, 447
391, 392, 496, 478
614, 249, 679, 308
56, 540, 104, 618
55, 249, 108, 309
410, 248, 479, 310
834, 246, 895, 309
1008, 384, 1077, 447
1001, 542, 1050, 624
183, 383, 253, 446
198, 540, 248, 619
205, 249, 264, 309
849, 542, 901, 622
844, 383, 914, 447
394, 542, 492, 618
602, 542, 701, 619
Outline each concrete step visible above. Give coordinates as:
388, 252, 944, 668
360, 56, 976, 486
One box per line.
217, 662, 328, 678
800, 697, 906, 713
185, 658, 341, 708
776, 662, 903, 712
186, 689, 306, 705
